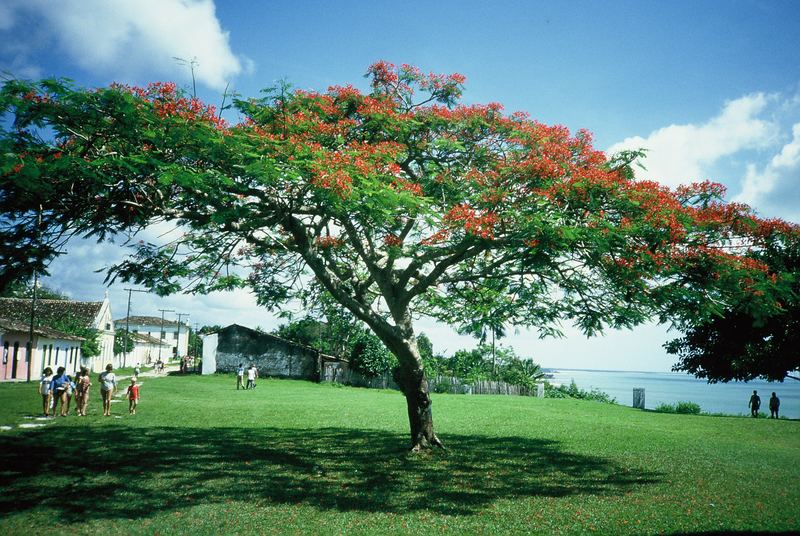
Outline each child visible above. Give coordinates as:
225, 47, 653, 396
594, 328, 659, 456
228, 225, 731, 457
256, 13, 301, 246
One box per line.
39, 367, 54, 417
127, 378, 140, 415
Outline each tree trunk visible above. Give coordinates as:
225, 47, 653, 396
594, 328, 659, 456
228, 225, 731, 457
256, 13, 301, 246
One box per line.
392, 364, 444, 451
374, 319, 445, 451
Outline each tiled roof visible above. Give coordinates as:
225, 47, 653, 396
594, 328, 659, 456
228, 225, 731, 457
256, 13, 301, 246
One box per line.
114, 315, 189, 328
0, 317, 85, 341
131, 332, 171, 346
0, 298, 102, 330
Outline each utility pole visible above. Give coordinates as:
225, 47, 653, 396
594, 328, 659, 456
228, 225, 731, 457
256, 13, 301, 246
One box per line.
175, 312, 189, 363
25, 207, 42, 383
157, 308, 174, 362
193, 322, 199, 373
122, 288, 149, 368
25, 271, 38, 382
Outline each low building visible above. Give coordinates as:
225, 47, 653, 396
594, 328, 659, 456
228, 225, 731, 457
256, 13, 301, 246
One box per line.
124, 332, 173, 367
0, 318, 84, 381
0, 294, 115, 373
202, 324, 339, 380
115, 315, 190, 362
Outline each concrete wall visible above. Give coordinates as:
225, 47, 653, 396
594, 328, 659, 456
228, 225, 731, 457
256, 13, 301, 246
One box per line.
210, 325, 319, 381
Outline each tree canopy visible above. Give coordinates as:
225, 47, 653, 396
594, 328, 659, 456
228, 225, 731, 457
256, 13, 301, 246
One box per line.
2, 63, 797, 448
666, 231, 800, 382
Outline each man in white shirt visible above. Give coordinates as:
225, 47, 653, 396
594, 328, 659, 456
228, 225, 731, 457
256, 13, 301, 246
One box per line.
246, 364, 258, 390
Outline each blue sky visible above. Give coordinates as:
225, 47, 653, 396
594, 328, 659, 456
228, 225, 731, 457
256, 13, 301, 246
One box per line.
2, 0, 799, 371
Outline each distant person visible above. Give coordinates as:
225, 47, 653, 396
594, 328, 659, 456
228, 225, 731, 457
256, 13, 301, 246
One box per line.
134, 363, 141, 378
127, 378, 140, 415
75, 366, 91, 416
749, 390, 761, 418
49, 366, 72, 417
769, 392, 780, 419
236, 363, 245, 390
246, 364, 258, 390
99, 364, 117, 417
39, 367, 54, 417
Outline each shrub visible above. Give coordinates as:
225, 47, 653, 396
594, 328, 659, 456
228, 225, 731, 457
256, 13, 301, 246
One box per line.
544, 380, 616, 404
675, 401, 702, 415
655, 401, 702, 415
349, 333, 397, 377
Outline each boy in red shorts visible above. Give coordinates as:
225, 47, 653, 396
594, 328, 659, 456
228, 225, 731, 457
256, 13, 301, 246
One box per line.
127, 378, 140, 415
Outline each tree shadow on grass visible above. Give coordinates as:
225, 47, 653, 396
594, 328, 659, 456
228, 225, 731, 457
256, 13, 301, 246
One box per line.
0, 426, 661, 522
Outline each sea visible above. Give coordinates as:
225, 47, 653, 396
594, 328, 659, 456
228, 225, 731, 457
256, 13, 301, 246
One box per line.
546, 369, 800, 419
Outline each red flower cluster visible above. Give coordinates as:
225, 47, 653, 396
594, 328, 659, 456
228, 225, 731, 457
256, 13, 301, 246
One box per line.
315, 236, 344, 248
444, 204, 499, 239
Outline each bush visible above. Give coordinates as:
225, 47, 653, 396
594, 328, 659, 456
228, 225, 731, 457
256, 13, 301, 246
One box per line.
349, 333, 397, 377
675, 401, 702, 415
655, 401, 702, 415
544, 380, 616, 404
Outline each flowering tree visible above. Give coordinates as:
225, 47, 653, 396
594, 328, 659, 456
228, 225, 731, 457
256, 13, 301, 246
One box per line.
1, 64, 796, 449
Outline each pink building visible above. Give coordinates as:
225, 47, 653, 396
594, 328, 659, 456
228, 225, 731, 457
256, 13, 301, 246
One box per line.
0, 318, 83, 382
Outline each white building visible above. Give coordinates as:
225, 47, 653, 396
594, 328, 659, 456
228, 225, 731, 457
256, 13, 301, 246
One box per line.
114, 315, 190, 363
0, 294, 115, 373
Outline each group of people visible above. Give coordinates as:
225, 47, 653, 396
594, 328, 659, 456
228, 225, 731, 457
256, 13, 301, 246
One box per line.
748, 390, 781, 418
38, 364, 140, 417
236, 363, 259, 390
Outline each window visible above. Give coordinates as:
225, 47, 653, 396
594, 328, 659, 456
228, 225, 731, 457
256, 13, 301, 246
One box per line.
173, 331, 178, 340
160, 331, 165, 340
105, 322, 111, 331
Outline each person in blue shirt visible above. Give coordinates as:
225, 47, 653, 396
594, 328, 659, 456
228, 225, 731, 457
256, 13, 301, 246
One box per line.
49, 367, 72, 417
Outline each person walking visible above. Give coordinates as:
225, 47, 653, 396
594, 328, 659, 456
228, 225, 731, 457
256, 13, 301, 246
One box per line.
74, 366, 91, 416
246, 364, 258, 390
39, 367, 54, 417
769, 392, 780, 419
126, 378, 140, 415
99, 364, 117, 417
134, 363, 141, 378
748, 390, 761, 418
50, 366, 72, 417
236, 363, 245, 390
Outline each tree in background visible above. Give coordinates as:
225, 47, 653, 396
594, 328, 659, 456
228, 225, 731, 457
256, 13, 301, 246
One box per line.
667, 230, 800, 382
2, 64, 795, 450
0, 280, 69, 300
113, 330, 135, 356
350, 331, 398, 377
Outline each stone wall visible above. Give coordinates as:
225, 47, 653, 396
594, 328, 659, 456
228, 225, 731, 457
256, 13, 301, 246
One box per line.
210, 324, 320, 380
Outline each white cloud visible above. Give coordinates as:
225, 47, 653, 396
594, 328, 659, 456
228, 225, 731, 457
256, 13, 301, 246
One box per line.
735, 122, 800, 219
607, 94, 778, 188
5, 0, 250, 91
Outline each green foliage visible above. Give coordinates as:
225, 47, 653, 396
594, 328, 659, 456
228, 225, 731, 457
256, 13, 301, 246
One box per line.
0, 280, 69, 300
44, 317, 101, 358
667, 232, 800, 382
113, 330, 135, 355
544, 380, 616, 404
449, 347, 492, 382
676, 401, 702, 414
349, 332, 397, 377
655, 401, 702, 415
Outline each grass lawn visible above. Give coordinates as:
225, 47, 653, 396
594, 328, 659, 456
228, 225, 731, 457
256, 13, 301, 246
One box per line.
0, 373, 797, 535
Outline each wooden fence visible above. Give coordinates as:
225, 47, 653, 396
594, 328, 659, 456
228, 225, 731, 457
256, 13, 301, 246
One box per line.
322, 361, 543, 398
